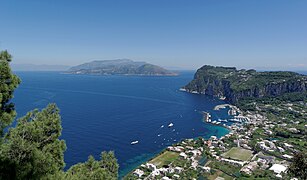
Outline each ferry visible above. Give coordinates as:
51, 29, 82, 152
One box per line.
131, 141, 139, 145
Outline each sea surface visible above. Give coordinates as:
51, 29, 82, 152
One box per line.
12, 71, 231, 177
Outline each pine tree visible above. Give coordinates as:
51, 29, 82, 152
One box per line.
0, 50, 20, 136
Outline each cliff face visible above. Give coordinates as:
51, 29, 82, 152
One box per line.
184, 65, 307, 103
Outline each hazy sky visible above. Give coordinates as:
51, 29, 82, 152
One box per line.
0, 0, 306, 70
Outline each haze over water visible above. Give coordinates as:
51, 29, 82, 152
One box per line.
13, 71, 230, 176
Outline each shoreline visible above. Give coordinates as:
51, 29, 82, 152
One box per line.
121, 127, 231, 179
122, 91, 234, 178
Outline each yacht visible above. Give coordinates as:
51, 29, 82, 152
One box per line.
131, 141, 139, 145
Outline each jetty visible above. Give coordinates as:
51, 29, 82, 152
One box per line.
214, 104, 242, 116
202, 111, 211, 122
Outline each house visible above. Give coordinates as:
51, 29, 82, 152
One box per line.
189, 149, 202, 157
269, 164, 287, 174
240, 161, 258, 175
158, 168, 168, 175
179, 152, 188, 159
210, 136, 218, 141
174, 167, 183, 173
284, 143, 293, 149
191, 161, 198, 169
146, 163, 157, 171
151, 169, 160, 177
200, 166, 211, 173
288, 128, 299, 133
168, 146, 185, 152
282, 154, 293, 159
220, 158, 246, 166
161, 177, 171, 180
277, 147, 285, 152
133, 169, 144, 177
173, 174, 180, 179
257, 154, 275, 163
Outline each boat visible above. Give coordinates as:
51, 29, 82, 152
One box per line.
202, 111, 211, 122
131, 141, 139, 145
218, 119, 228, 122
161, 125, 164, 128
168, 123, 174, 127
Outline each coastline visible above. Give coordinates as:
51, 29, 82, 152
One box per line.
122, 90, 233, 179
121, 127, 230, 179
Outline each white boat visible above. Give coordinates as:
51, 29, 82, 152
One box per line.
161, 125, 164, 128
131, 141, 139, 145
168, 123, 174, 127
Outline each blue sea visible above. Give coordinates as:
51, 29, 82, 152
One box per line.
12, 71, 231, 177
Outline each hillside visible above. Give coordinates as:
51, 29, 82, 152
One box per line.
67, 59, 177, 76
183, 65, 307, 103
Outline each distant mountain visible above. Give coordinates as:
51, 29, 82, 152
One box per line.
67, 59, 177, 76
12, 64, 70, 71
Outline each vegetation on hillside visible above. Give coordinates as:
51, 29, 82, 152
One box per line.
184, 65, 307, 103
68, 59, 177, 76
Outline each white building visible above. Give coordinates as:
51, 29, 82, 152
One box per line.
146, 163, 157, 171
179, 152, 188, 159
174, 167, 183, 173
133, 169, 144, 177
269, 164, 287, 174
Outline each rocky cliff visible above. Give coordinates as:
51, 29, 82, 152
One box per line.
183, 65, 307, 103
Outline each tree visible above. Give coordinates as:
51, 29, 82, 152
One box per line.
0, 50, 20, 136
100, 151, 119, 177
0, 50, 12, 62
288, 152, 307, 179
0, 104, 66, 179
65, 153, 118, 180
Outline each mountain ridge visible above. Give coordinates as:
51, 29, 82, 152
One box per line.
67, 59, 177, 76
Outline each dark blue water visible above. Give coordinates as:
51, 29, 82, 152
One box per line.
12, 71, 230, 176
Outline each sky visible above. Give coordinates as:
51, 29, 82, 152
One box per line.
0, 0, 306, 70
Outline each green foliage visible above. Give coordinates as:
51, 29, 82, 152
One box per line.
0, 104, 66, 179
288, 152, 307, 179
0, 50, 20, 136
66, 152, 118, 180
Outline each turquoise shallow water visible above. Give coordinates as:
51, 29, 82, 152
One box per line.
12, 71, 230, 176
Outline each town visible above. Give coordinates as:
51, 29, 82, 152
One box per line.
125, 97, 307, 179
